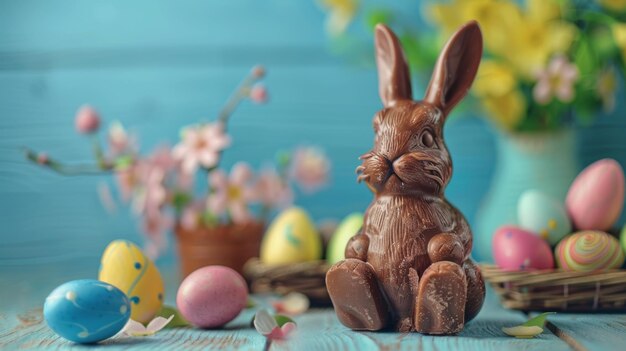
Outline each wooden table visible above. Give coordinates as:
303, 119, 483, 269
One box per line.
1, 262, 624, 351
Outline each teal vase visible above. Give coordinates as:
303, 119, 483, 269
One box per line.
473, 129, 578, 262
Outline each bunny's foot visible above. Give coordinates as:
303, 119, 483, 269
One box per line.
414, 261, 467, 334
326, 259, 388, 331
464, 259, 485, 323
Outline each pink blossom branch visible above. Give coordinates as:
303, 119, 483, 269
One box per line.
24, 148, 113, 176
217, 65, 265, 127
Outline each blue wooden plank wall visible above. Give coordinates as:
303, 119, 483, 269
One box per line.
1, 0, 625, 268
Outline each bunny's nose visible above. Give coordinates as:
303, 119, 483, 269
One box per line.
390, 155, 403, 171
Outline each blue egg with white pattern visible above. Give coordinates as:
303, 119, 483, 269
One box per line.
44, 279, 130, 344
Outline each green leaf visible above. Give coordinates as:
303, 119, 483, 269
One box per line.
114, 155, 134, 171
201, 211, 219, 227
275, 151, 291, 168
522, 312, 556, 328
250, 313, 296, 328
246, 298, 256, 309
366, 9, 393, 30
574, 35, 596, 78
156, 305, 190, 328
172, 192, 192, 212
274, 315, 295, 327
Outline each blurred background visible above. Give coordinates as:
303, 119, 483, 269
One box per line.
1, 0, 625, 290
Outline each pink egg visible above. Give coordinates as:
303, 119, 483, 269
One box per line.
492, 226, 554, 271
566, 159, 625, 231
176, 266, 248, 328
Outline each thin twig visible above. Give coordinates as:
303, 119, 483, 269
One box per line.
23, 147, 113, 176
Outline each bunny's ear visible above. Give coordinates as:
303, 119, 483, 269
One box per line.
375, 24, 412, 107
424, 21, 483, 117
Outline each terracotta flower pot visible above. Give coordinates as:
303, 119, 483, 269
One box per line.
175, 221, 265, 279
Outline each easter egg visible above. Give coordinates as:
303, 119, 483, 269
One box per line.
555, 231, 625, 271
176, 266, 248, 328
98, 240, 164, 324
44, 279, 130, 344
492, 226, 554, 271
517, 190, 571, 245
621, 225, 626, 255
326, 212, 363, 264
260, 207, 322, 264
566, 159, 625, 231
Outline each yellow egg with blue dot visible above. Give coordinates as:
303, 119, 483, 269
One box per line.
518, 190, 571, 246
260, 207, 322, 264
98, 240, 164, 323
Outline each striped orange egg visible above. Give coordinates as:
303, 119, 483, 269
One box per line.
555, 231, 625, 271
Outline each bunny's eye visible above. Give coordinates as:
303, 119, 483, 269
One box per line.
420, 130, 435, 148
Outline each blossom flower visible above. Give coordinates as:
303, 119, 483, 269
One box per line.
254, 309, 297, 341
142, 209, 172, 259
148, 146, 178, 174
108, 121, 136, 157
289, 147, 330, 193
98, 181, 117, 213
75, 105, 101, 134
142, 169, 168, 214
37, 153, 49, 165
172, 123, 231, 174
532, 55, 579, 105
207, 162, 257, 223
272, 292, 310, 316
115, 164, 142, 201
121, 315, 174, 337
251, 65, 266, 78
249, 84, 268, 104
180, 201, 205, 230
255, 167, 293, 208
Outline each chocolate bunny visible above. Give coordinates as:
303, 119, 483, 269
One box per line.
326, 21, 485, 335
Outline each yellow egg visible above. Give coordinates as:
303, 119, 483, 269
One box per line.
98, 240, 164, 323
260, 207, 322, 264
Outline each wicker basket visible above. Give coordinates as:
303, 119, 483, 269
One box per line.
243, 258, 331, 306
481, 264, 626, 312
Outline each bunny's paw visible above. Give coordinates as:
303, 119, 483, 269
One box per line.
414, 261, 467, 334
326, 259, 388, 331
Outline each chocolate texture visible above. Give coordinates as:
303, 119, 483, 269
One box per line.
326, 21, 485, 335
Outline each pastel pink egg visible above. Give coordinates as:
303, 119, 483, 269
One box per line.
492, 226, 554, 271
176, 266, 248, 328
566, 159, 625, 231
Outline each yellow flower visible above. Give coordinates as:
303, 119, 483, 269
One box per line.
482, 92, 527, 130
429, 0, 521, 56
473, 61, 526, 130
598, 0, 626, 12
317, 0, 359, 37
429, 0, 577, 77
503, 20, 577, 77
527, 0, 562, 22
473, 61, 517, 96
612, 22, 626, 61
596, 67, 618, 113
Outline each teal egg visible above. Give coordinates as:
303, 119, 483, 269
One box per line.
44, 279, 130, 344
518, 190, 571, 246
